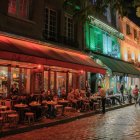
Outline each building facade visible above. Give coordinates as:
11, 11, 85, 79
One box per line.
84, 6, 140, 94
119, 17, 140, 90
0, 0, 106, 97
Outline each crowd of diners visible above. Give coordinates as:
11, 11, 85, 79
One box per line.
0, 82, 104, 120
0, 83, 126, 125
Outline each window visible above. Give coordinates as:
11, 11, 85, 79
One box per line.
127, 48, 131, 60
8, 0, 30, 19
126, 24, 131, 35
44, 8, 57, 40
134, 29, 137, 39
0, 66, 8, 95
64, 15, 74, 40
91, 0, 96, 4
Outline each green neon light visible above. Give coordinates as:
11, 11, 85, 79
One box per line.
88, 16, 124, 40
85, 23, 121, 59
66, 2, 80, 10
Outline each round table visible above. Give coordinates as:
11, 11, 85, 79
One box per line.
29, 102, 41, 121
0, 105, 7, 111
14, 103, 28, 123
58, 100, 69, 116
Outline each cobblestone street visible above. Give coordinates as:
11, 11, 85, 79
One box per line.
1, 105, 140, 140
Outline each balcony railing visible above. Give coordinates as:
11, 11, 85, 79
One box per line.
43, 32, 79, 49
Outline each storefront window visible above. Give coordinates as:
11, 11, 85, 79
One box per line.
0, 66, 8, 97
68, 72, 72, 92
25, 69, 30, 94
21, 68, 26, 94
11, 67, 20, 89
79, 71, 85, 90
50, 71, 55, 92
44, 71, 48, 92
57, 72, 66, 96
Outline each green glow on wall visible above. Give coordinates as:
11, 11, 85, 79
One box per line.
85, 23, 121, 58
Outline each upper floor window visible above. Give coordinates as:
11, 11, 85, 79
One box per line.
126, 24, 131, 35
127, 48, 131, 62
44, 8, 57, 40
8, 0, 31, 19
90, 0, 96, 4
64, 15, 74, 40
134, 29, 137, 39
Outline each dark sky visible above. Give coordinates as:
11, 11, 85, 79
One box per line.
128, 7, 140, 27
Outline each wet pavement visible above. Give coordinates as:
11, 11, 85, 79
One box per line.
1, 105, 140, 140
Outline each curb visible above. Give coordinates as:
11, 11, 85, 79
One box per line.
0, 103, 134, 138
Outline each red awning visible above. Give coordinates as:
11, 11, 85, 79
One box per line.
0, 33, 106, 74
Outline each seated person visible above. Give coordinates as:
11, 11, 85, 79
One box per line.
10, 83, 19, 95
46, 90, 53, 101
74, 89, 80, 100
27, 93, 36, 104
53, 94, 59, 103
67, 90, 78, 109
10, 83, 19, 99
40, 90, 47, 102
61, 88, 67, 99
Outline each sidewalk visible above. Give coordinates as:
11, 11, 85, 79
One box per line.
0, 103, 134, 138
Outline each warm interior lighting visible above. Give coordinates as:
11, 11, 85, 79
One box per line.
37, 64, 41, 69
13, 73, 17, 78
80, 70, 84, 75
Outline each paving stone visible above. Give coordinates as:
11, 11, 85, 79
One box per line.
1, 105, 140, 140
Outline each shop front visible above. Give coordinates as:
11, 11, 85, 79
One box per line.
92, 53, 140, 94
0, 33, 106, 97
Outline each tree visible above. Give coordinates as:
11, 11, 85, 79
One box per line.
63, 0, 137, 21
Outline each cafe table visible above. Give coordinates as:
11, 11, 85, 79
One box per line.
58, 100, 69, 116
0, 105, 7, 111
29, 102, 41, 121
29, 102, 41, 107
45, 101, 58, 118
46, 101, 57, 106
14, 103, 28, 123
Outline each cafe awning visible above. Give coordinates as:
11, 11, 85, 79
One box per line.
94, 54, 140, 76
0, 33, 106, 74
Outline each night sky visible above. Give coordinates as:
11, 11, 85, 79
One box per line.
128, 7, 140, 26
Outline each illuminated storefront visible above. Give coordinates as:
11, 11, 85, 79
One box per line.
85, 16, 140, 93
0, 33, 106, 97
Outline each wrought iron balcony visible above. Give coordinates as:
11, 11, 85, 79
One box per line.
43, 32, 79, 49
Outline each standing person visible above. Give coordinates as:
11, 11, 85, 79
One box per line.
98, 86, 106, 114
132, 85, 139, 107
120, 84, 124, 103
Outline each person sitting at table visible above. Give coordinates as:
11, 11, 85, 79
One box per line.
61, 88, 67, 99
27, 93, 36, 104
10, 83, 19, 96
39, 90, 47, 102
67, 90, 78, 110
79, 90, 91, 111
46, 90, 53, 101
53, 94, 59, 103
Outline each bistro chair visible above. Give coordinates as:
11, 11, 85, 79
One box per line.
4, 100, 12, 110
8, 113, 19, 128
55, 104, 63, 117
0, 111, 7, 123
64, 106, 73, 116
93, 102, 100, 111
83, 102, 90, 111
25, 112, 35, 125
